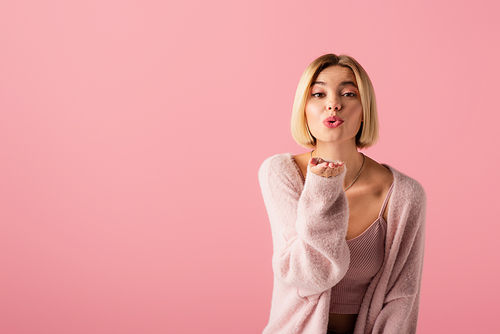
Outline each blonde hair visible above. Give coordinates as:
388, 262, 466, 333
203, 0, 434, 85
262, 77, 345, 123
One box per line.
291, 54, 379, 149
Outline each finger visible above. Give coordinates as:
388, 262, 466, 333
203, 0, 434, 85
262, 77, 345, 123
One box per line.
309, 157, 321, 166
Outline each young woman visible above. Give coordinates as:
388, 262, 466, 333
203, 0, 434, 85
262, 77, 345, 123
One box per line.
259, 54, 426, 334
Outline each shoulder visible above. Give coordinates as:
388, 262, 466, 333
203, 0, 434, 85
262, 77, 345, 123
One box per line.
386, 165, 426, 204
259, 153, 302, 188
259, 153, 294, 176
385, 165, 427, 227
363, 157, 394, 195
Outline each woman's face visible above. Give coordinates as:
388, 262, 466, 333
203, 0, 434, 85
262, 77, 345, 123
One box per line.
305, 66, 363, 147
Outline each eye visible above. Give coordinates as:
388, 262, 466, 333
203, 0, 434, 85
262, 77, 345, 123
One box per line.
311, 92, 325, 98
342, 92, 356, 97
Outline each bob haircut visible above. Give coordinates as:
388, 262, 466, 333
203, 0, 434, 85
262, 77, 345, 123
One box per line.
291, 54, 379, 149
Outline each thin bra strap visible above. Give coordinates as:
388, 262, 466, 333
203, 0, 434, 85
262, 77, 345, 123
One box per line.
378, 183, 394, 218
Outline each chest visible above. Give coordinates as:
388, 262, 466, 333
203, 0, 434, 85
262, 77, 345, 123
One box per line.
345, 190, 389, 240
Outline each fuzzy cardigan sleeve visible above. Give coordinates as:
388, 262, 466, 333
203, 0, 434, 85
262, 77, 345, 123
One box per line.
259, 154, 351, 297
359, 167, 427, 334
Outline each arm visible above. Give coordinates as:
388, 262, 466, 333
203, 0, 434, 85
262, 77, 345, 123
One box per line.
259, 155, 350, 297
371, 181, 427, 333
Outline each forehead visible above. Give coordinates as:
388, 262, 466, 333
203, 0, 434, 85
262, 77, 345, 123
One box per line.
315, 66, 357, 85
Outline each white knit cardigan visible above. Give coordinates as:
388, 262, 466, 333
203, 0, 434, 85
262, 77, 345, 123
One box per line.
259, 153, 426, 334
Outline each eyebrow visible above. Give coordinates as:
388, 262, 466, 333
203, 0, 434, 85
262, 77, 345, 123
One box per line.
311, 80, 358, 88
339, 81, 358, 88
311, 80, 326, 86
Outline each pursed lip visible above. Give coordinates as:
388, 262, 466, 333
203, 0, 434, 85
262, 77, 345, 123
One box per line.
323, 116, 344, 128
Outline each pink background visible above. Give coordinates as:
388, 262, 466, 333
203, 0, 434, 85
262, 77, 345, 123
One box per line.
1, 1, 499, 333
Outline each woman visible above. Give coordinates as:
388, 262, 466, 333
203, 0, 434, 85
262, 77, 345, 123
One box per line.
258, 54, 426, 334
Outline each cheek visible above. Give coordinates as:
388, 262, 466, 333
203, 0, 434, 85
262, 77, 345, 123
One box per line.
350, 103, 363, 120
304, 105, 313, 122
304, 109, 318, 136
305, 101, 321, 119
305, 107, 319, 128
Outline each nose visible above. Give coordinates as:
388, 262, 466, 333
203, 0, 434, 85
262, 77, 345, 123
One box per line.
327, 98, 341, 112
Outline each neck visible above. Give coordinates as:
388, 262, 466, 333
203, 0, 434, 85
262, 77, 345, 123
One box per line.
312, 140, 365, 189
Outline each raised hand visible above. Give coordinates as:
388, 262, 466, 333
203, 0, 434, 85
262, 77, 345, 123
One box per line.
308, 157, 345, 178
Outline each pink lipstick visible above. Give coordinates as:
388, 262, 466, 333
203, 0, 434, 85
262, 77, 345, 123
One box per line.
323, 116, 344, 128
